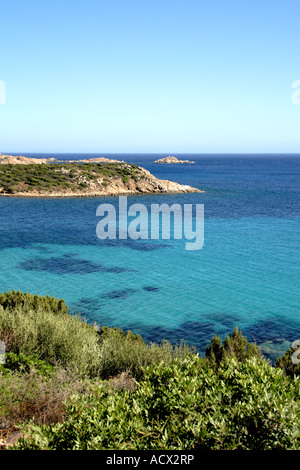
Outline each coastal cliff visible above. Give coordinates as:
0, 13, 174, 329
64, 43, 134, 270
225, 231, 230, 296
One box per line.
0, 156, 202, 197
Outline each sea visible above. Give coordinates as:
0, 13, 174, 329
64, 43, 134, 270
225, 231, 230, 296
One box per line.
0, 153, 299, 361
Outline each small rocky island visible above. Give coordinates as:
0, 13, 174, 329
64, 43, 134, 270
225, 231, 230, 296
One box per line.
153, 156, 195, 164
0, 154, 202, 197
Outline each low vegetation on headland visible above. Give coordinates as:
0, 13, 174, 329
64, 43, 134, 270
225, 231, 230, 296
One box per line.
0, 290, 299, 450
0, 160, 201, 197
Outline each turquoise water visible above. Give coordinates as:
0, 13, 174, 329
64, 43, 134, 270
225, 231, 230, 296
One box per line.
0, 154, 299, 359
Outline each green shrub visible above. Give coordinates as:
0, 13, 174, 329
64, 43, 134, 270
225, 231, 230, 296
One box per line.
276, 345, 300, 378
2, 186, 14, 194
0, 292, 102, 377
205, 326, 261, 367
0, 290, 68, 315
14, 356, 300, 450
0, 352, 54, 377
0, 291, 192, 380
98, 326, 193, 380
0, 367, 96, 429
1, 289, 299, 451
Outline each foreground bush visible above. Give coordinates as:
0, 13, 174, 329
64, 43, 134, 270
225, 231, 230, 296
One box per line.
0, 290, 68, 315
205, 326, 261, 367
1, 290, 299, 450
276, 345, 300, 378
0, 367, 96, 430
14, 356, 300, 450
0, 291, 194, 381
0, 291, 102, 377
0, 352, 54, 377
98, 326, 193, 380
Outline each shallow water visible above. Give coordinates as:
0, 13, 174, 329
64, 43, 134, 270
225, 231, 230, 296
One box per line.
0, 154, 299, 359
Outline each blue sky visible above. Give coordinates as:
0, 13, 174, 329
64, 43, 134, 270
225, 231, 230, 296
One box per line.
0, 0, 300, 153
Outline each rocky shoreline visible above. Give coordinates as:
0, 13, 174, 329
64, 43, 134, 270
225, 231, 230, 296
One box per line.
0, 154, 57, 164
0, 154, 124, 165
3, 183, 202, 198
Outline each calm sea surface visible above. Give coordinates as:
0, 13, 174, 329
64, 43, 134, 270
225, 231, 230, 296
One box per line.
0, 154, 299, 359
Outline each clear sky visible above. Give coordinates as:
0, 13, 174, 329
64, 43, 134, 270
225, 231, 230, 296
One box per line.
0, 0, 300, 154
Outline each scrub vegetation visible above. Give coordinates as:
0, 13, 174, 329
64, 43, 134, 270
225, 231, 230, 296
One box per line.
0, 291, 299, 450
0, 163, 144, 195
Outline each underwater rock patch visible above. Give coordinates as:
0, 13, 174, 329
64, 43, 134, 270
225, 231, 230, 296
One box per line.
101, 289, 137, 299
18, 256, 131, 275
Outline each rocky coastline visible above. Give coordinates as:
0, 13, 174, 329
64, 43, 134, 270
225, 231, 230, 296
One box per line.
0, 154, 202, 197
0, 154, 124, 165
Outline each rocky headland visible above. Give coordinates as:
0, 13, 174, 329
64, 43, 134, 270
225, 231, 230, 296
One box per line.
0, 154, 58, 164
0, 154, 124, 165
0, 154, 202, 197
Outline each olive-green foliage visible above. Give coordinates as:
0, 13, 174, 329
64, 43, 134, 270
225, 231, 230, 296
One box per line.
0, 291, 192, 380
14, 356, 300, 450
1, 290, 300, 450
0, 352, 55, 377
205, 326, 261, 367
0, 291, 102, 377
0, 162, 144, 194
98, 326, 193, 380
0, 366, 96, 428
0, 290, 68, 315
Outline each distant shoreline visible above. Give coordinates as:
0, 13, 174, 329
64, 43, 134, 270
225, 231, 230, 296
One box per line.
0, 155, 202, 197
1, 188, 201, 198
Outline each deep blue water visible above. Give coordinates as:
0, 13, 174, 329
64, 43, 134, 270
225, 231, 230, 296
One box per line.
0, 153, 299, 360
